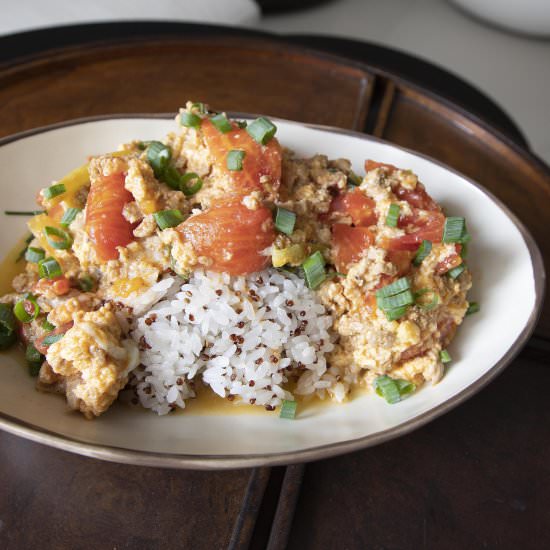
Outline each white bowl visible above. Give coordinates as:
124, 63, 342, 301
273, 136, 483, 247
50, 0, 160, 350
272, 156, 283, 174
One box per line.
0, 115, 543, 469
450, 0, 550, 37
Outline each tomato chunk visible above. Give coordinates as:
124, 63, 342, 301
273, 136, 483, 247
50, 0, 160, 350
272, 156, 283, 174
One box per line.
386, 250, 414, 277
85, 172, 134, 261
34, 276, 71, 296
435, 244, 463, 274
387, 210, 444, 251
34, 322, 73, 355
393, 181, 440, 212
364, 159, 398, 173
202, 119, 282, 197
328, 188, 377, 227
178, 200, 275, 275
332, 224, 374, 273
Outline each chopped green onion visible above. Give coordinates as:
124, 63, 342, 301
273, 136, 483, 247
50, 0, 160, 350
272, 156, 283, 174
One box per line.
447, 264, 466, 279
4, 210, 45, 216
376, 277, 410, 298
377, 290, 415, 311
43, 183, 66, 200
180, 173, 203, 196
136, 140, 152, 151
227, 150, 246, 171
466, 302, 480, 315
442, 217, 466, 243
384, 305, 410, 321
246, 117, 277, 145
180, 111, 202, 128
147, 141, 172, 179
26, 343, 43, 376
209, 113, 233, 133
38, 257, 62, 279
414, 288, 439, 311
191, 102, 207, 114
44, 226, 73, 250
42, 319, 56, 332
154, 209, 185, 230
385, 204, 400, 227
374, 375, 415, 404
302, 251, 326, 290
460, 241, 469, 259
236, 120, 248, 129
16, 234, 34, 263
60, 207, 81, 227
161, 165, 183, 190
440, 349, 452, 363
279, 399, 297, 419
413, 240, 432, 266
78, 275, 95, 292
42, 333, 64, 346
25, 247, 45, 263
0, 303, 17, 350
275, 207, 296, 236
347, 171, 362, 188
14, 296, 40, 323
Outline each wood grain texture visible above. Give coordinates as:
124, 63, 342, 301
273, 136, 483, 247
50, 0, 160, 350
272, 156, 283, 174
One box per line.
287, 358, 550, 550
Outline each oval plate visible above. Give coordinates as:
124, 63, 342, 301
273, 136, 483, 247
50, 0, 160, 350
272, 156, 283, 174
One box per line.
0, 115, 544, 469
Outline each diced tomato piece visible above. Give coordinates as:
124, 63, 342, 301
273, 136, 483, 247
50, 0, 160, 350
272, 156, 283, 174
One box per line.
332, 224, 374, 273
435, 244, 463, 274
34, 322, 73, 355
202, 119, 282, 197
85, 172, 134, 261
387, 210, 444, 251
387, 250, 414, 277
34, 276, 71, 296
364, 159, 398, 173
393, 181, 440, 212
328, 188, 378, 227
178, 200, 275, 275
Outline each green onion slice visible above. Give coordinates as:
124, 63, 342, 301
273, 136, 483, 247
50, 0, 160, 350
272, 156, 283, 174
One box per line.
14, 296, 40, 323
154, 209, 185, 230
180, 173, 203, 196
384, 305, 409, 321
78, 275, 95, 292
413, 240, 432, 266
16, 235, 34, 263
26, 342, 43, 365
442, 217, 467, 243
414, 288, 439, 311
38, 257, 62, 279
42, 319, 56, 332
280, 399, 297, 419
191, 102, 207, 114
302, 251, 326, 290
227, 150, 246, 171
347, 171, 362, 188
147, 141, 172, 178
237, 120, 248, 129
246, 117, 277, 145
377, 290, 415, 311
4, 210, 45, 216
209, 113, 233, 134
374, 375, 415, 404
43, 183, 66, 200
161, 165, 183, 190
44, 226, 73, 250
42, 333, 64, 346
440, 349, 452, 363
25, 247, 45, 263
60, 207, 81, 227
0, 303, 17, 350
275, 207, 296, 236
180, 111, 202, 128
376, 277, 410, 298
447, 264, 466, 279
385, 204, 400, 227
466, 302, 480, 315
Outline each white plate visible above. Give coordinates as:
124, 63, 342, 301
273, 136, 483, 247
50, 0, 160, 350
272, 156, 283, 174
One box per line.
0, 115, 543, 469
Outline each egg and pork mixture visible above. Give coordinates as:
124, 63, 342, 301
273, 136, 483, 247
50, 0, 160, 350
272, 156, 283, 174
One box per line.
0, 102, 476, 419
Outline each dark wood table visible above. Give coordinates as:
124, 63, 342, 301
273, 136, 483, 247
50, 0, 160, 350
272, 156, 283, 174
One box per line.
1, 23, 549, 550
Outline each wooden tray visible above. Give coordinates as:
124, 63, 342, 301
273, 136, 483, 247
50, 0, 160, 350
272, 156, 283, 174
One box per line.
1, 23, 548, 550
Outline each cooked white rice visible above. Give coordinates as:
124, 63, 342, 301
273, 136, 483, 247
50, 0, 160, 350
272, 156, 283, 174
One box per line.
129, 269, 337, 415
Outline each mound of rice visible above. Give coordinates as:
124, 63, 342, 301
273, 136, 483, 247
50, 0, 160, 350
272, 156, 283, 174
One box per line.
130, 269, 339, 415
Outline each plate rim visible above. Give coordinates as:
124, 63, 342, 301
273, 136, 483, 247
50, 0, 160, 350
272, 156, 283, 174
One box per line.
0, 113, 544, 470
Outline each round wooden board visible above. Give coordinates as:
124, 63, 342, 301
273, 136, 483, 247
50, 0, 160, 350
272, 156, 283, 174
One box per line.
1, 24, 549, 550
